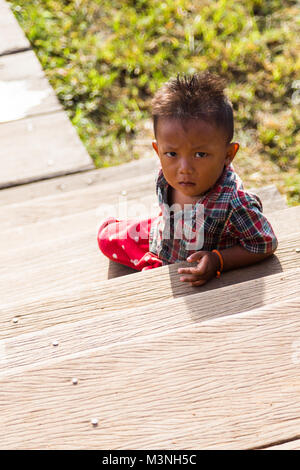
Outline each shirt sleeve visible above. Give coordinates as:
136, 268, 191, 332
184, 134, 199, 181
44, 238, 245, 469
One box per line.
227, 196, 278, 254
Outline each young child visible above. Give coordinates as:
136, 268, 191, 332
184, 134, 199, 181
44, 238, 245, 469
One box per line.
98, 71, 278, 286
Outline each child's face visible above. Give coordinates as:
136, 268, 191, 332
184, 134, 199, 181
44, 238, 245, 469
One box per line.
152, 117, 239, 202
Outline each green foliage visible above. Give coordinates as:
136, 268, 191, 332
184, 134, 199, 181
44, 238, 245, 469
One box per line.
9, 0, 300, 202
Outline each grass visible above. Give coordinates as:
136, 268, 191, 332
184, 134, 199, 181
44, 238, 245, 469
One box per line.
9, 0, 300, 204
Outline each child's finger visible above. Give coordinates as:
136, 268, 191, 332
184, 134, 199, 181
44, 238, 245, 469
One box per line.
179, 273, 203, 283
186, 251, 206, 263
196, 255, 209, 275
179, 255, 210, 282
178, 266, 202, 275
178, 255, 208, 277
190, 279, 207, 287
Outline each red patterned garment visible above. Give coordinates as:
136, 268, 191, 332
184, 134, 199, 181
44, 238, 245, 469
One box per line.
97, 163, 278, 270
98, 216, 163, 271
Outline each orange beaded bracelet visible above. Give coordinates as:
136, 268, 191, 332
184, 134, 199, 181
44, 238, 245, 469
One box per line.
212, 249, 224, 278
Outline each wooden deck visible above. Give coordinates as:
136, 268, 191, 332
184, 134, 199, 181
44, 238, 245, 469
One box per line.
0, 1, 299, 450
0, 3, 94, 188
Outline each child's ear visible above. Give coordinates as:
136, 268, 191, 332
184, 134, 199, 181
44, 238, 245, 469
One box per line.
152, 140, 159, 155
225, 142, 239, 166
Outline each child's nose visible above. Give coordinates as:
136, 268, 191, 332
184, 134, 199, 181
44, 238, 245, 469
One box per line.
179, 157, 193, 173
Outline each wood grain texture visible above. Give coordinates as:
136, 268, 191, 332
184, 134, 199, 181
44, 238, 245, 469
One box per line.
0, 1, 30, 56
266, 205, 300, 239
0, 111, 94, 189
0, 172, 285, 228
0, 50, 61, 123
0, 156, 159, 206
0, 269, 299, 373
0, 173, 157, 230
263, 439, 300, 450
0, 147, 285, 211
0, 202, 300, 268
0, 234, 299, 338
0, 195, 297, 257
0, 224, 299, 305
0, 298, 299, 449
250, 185, 287, 212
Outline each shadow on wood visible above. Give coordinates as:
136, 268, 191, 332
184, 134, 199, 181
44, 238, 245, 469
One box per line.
106, 258, 136, 279
166, 253, 284, 322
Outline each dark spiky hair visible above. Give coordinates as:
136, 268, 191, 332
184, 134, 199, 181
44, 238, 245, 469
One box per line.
151, 71, 234, 143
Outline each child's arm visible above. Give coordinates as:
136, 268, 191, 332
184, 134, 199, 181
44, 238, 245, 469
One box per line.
178, 195, 278, 287
178, 245, 275, 287
218, 245, 273, 271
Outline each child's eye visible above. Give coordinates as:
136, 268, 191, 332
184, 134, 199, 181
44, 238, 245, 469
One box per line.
195, 152, 208, 158
165, 152, 177, 157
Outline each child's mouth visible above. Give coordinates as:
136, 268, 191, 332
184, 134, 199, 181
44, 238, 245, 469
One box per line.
179, 182, 195, 186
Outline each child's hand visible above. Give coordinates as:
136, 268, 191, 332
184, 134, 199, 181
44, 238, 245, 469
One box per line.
178, 251, 220, 287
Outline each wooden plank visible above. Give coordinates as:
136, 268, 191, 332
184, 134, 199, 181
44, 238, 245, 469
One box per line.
0, 172, 157, 230
0, 218, 298, 284
0, 269, 299, 370
0, 50, 61, 124
0, 234, 299, 337
263, 439, 300, 450
0, 141, 285, 210
0, 156, 159, 206
0, 220, 298, 292
252, 185, 287, 212
0, 205, 297, 310
0, 181, 286, 230
0, 169, 285, 225
266, 205, 300, 238
0, 202, 298, 283
0, 202, 300, 253
0, 184, 294, 255
0, 111, 94, 188
0, 1, 30, 56
0, 298, 299, 449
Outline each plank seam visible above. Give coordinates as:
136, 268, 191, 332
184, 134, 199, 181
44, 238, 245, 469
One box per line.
1, 295, 299, 379
0, 165, 96, 190
0, 107, 63, 126
251, 433, 300, 450
2, 268, 300, 336
0, 47, 32, 57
